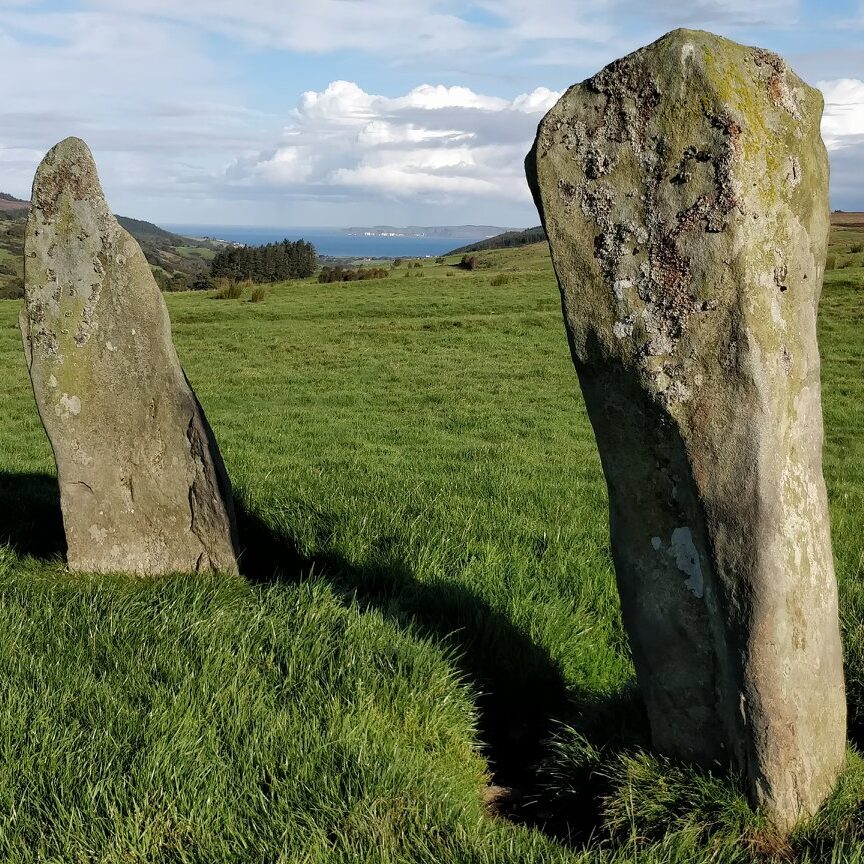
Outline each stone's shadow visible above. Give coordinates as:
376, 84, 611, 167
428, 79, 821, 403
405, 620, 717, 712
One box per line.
1, 477, 855, 843
844, 698, 864, 752
0, 474, 653, 844
234, 500, 647, 845
236, 502, 569, 788
0, 471, 65, 559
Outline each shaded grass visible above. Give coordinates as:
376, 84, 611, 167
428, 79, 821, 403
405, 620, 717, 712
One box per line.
0, 241, 861, 860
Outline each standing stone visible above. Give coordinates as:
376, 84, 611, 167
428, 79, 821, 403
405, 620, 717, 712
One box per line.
21, 137, 239, 575
526, 30, 845, 826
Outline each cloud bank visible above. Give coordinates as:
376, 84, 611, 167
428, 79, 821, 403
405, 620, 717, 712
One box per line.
224, 82, 560, 208
216, 74, 864, 216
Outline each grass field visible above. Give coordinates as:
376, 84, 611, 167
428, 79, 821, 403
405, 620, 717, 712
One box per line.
174, 245, 217, 262
0, 236, 863, 862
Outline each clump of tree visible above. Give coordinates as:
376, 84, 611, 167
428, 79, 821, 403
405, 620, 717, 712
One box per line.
318, 266, 390, 283
210, 239, 317, 283
458, 254, 492, 271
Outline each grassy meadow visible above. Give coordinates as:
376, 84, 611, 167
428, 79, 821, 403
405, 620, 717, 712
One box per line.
0, 233, 863, 862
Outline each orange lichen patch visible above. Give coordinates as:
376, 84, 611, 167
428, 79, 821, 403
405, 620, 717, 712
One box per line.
752, 47, 800, 119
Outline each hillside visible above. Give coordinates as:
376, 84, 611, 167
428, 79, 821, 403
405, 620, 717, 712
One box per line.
4, 208, 862, 300
0, 193, 29, 215
0, 219, 25, 298
447, 226, 547, 255
453, 212, 862, 256
0, 198, 222, 296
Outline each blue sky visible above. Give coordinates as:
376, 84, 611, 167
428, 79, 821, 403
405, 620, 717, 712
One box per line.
2, 0, 864, 227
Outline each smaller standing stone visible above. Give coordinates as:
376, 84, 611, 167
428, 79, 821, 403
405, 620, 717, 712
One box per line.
21, 137, 239, 575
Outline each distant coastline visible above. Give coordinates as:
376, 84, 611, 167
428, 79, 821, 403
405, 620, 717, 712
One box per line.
342, 225, 510, 239
163, 224, 514, 259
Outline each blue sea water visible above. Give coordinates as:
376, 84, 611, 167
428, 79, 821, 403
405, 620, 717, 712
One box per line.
163, 225, 478, 258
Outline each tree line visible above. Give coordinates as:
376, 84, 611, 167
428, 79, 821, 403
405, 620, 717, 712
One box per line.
210, 239, 317, 283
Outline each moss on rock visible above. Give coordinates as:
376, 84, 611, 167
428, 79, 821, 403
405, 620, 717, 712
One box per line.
21, 137, 240, 576
526, 29, 844, 830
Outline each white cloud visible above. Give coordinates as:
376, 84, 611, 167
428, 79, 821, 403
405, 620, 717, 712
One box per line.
77, 0, 467, 55
393, 85, 510, 112
81, 0, 612, 56
73, 0, 803, 63
0, 0, 858, 224
226, 81, 561, 206
616, 0, 798, 27
0, 9, 279, 207
512, 87, 562, 113
819, 78, 864, 150
827, 140, 864, 209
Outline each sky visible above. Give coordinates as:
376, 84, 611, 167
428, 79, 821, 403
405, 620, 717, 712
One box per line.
2, 0, 864, 227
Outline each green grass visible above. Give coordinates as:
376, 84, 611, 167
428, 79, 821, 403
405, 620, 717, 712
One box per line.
0, 243, 863, 861
212, 281, 246, 300
175, 245, 217, 262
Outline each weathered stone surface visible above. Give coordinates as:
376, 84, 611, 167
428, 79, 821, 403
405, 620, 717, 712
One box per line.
526, 30, 845, 826
21, 137, 239, 575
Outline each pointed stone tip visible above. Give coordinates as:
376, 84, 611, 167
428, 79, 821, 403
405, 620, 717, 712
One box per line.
637, 28, 754, 64
48, 135, 93, 157
31, 135, 105, 216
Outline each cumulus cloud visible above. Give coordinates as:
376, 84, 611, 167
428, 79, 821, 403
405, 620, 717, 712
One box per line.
819, 78, 864, 150
221, 74, 864, 220
225, 81, 561, 205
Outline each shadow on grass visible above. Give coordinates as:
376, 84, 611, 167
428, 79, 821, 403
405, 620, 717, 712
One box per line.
0, 475, 660, 845
2, 478, 858, 851
235, 498, 648, 845
0, 471, 65, 560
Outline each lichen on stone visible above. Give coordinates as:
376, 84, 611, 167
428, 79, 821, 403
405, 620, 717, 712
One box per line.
526, 28, 844, 829
21, 136, 240, 577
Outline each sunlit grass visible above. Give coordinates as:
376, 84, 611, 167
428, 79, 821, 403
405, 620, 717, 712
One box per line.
0, 239, 861, 861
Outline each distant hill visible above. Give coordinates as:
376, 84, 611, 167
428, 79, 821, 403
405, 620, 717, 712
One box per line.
447, 226, 547, 255
831, 211, 864, 229
0, 196, 222, 296
116, 215, 187, 244
0, 193, 30, 216
455, 215, 861, 255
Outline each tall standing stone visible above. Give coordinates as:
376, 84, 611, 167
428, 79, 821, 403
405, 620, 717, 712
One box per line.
526, 30, 845, 826
21, 137, 239, 575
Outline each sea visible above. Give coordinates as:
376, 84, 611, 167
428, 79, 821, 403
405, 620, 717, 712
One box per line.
162, 225, 480, 259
